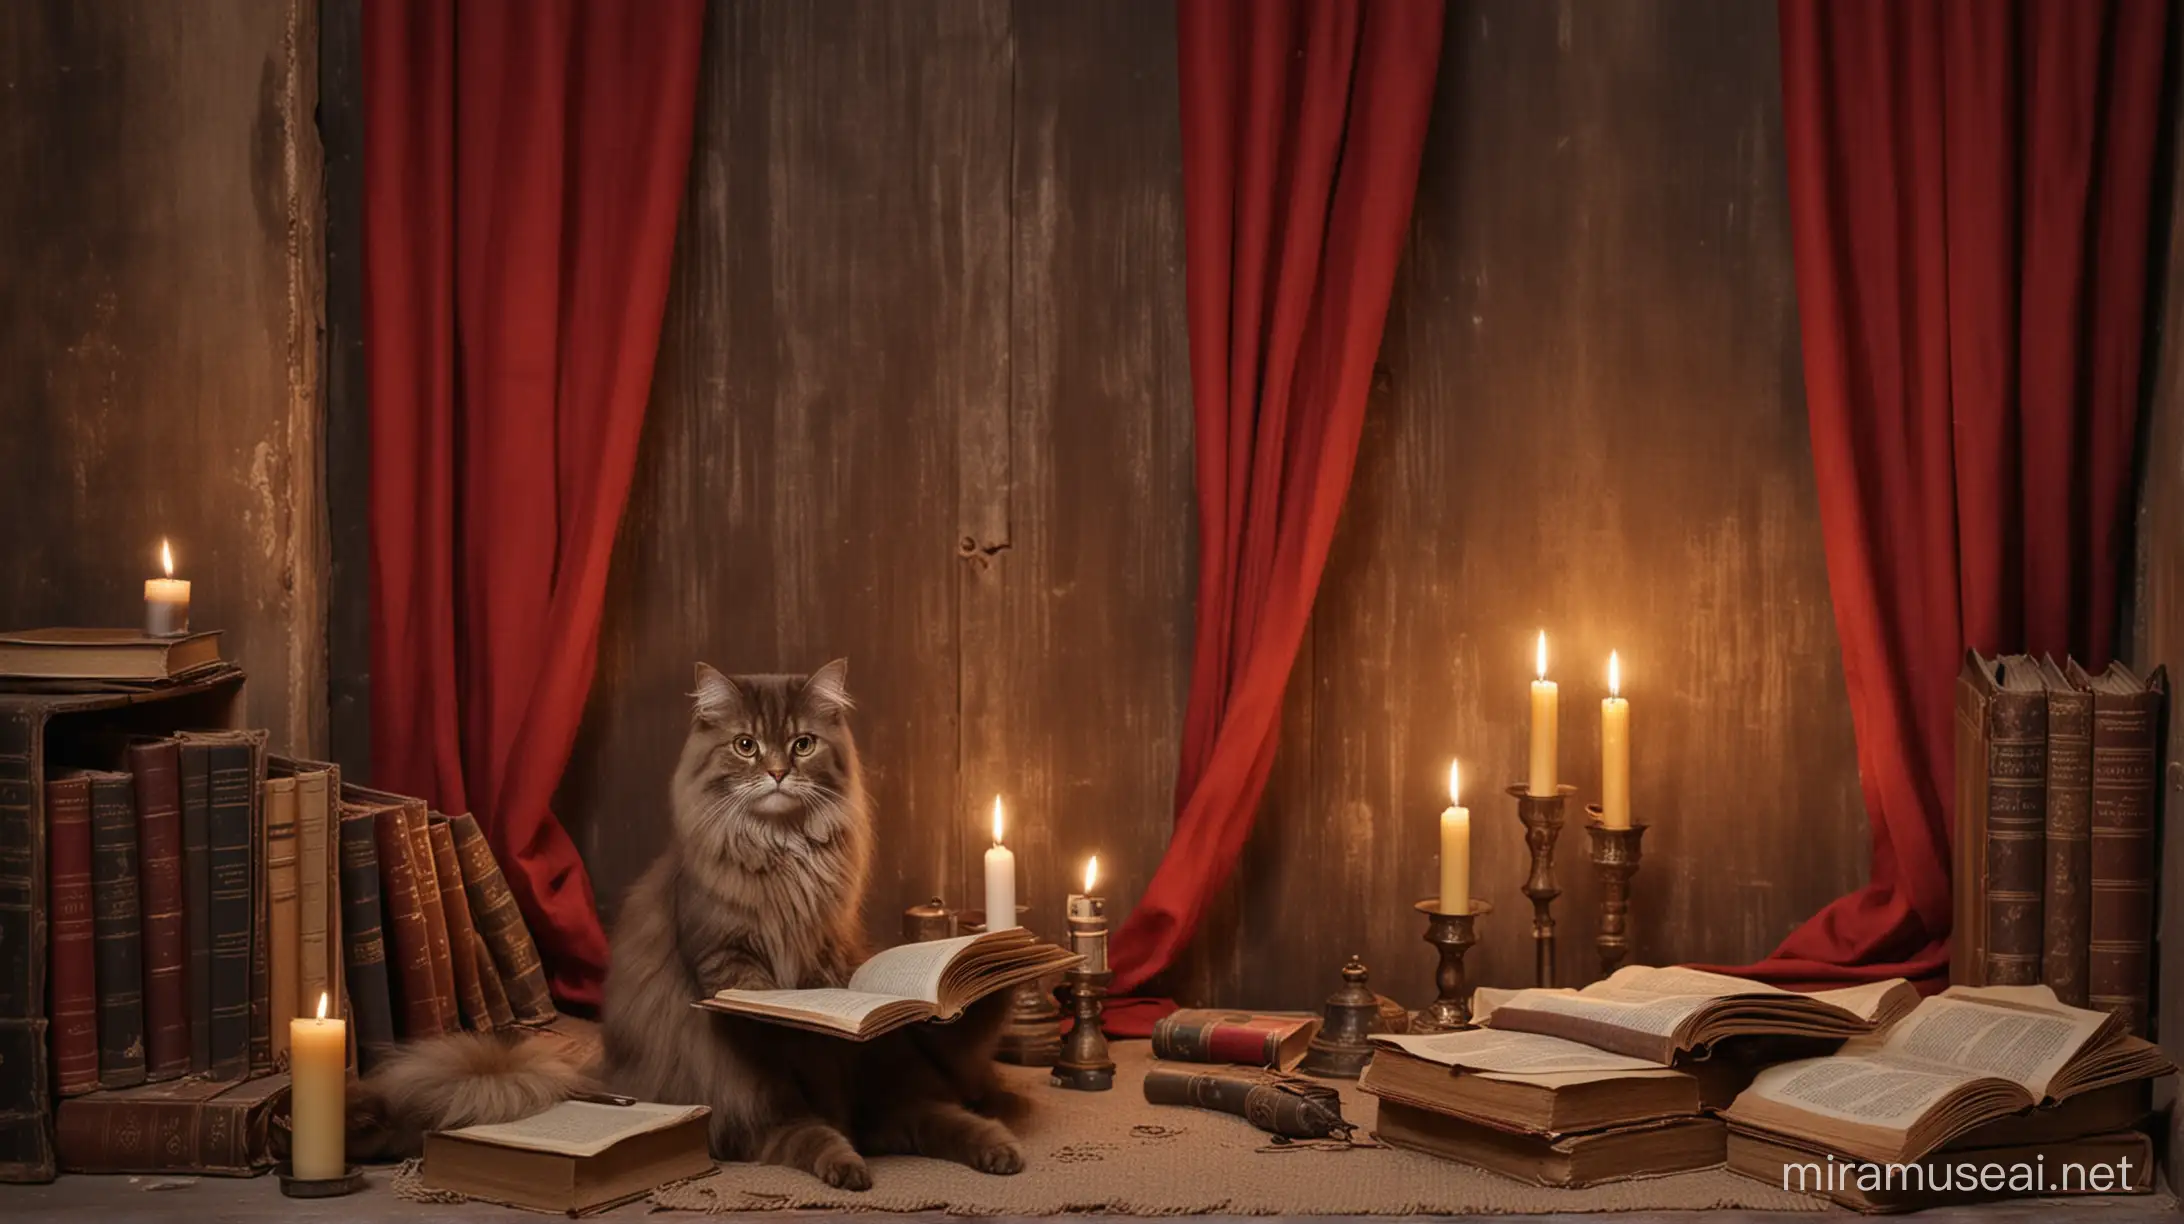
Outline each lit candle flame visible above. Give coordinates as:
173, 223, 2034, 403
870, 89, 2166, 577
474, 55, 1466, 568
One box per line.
1448, 759, 1462, 806
160, 538, 174, 578
991, 795, 1004, 845
1535, 629, 1548, 680
316, 991, 329, 1022
1608, 650, 1620, 698
1084, 855, 1099, 895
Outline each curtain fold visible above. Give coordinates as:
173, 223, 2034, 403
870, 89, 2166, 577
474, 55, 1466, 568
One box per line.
364, 0, 707, 1006
1708, 0, 2167, 990
1105, 0, 1446, 1012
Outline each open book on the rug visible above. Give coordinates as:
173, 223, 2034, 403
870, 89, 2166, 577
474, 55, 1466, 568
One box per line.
1362, 1028, 1749, 1135
694, 928, 1080, 1039
1718, 985, 2175, 1164
1476, 966, 1919, 1064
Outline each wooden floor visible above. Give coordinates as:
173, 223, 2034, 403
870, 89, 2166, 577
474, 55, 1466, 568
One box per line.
2, 1171, 2179, 1223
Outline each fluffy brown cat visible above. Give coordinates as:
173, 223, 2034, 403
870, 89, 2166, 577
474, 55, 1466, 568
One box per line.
357, 661, 1024, 1189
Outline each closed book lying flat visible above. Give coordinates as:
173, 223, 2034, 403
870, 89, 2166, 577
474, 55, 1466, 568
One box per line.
1731, 1127, 2152, 1214
0, 629, 223, 681
422, 1100, 713, 1216
1372, 1098, 1725, 1187
697, 930, 1080, 1039
56, 1074, 289, 1176
1151, 1009, 1320, 1071
1362, 1028, 1725, 1135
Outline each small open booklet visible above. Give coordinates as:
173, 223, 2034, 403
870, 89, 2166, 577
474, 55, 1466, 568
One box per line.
1476, 965, 1919, 1064
694, 928, 1080, 1039
1719, 984, 2176, 1164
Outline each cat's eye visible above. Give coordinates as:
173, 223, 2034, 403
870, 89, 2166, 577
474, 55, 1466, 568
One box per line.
730, 736, 759, 758
790, 735, 817, 758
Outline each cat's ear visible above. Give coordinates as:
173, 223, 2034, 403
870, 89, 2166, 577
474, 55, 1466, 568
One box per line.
691, 663, 741, 722
802, 658, 853, 715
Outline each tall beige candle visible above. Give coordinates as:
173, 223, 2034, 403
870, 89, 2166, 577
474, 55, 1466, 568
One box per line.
1602, 651, 1630, 828
1438, 760, 1470, 911
288, 992, 345, 1179
1528, 630, 1558, 795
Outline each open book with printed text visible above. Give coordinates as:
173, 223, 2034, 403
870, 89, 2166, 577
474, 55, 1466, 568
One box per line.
693, 928, 1079, 1039
1476, 966, 1920, 1065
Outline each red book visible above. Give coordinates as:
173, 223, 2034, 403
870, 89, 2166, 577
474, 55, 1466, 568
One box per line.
126, 739, 190, 1080
1149, 1010, 1322, 1071
45, 774, 99, 1096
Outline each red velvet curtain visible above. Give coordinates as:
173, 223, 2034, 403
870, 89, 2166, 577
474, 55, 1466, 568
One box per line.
364, 0, 706, 1006
1106, 0, 1446, 1013
1712, 0, 2167, 990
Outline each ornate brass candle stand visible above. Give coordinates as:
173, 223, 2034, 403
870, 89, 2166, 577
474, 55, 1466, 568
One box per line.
1299, 956, 1383, 1078
1584, 807, 1647, 981
1410, 898, 1491, 1032
1509, 783, 1576, 987
1052, 896, 1114, 1090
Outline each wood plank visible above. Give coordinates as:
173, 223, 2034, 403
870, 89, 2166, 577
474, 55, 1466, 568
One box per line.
0, 0, 326, 756
320, 0, 370, 783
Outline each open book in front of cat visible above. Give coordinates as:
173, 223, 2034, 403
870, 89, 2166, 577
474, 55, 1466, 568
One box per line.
1718, 984, 2175, 1164
694, 928, 1079, 1039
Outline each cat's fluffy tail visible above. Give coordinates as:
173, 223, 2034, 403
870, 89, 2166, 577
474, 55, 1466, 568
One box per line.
349, 1032, 587, 1160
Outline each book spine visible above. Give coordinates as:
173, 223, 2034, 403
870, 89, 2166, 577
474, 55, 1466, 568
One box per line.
428, 820, 493, 1030
402, 806, 460, 1032
336, 809, 397, 1070
125, 742, 189, 1080
178, 745, 213, 1075
45, 776, 99, 1096
374, 809, 443, 1039
2042, 683, 2094, 1006
88, 773, 146, 1088
205, 745, 253, 1080
449, 812, 557, 1023
1149, 1017, 1281, 1067
2089, 678, 2162, 1034
54, 1081, 289, 1175
1982, 686, 2046, 985
1951, 666, 1991, 986
472, 928, 515, 1028
293, 772, 331, 1024
264, 777, 299, 1067
0, 705, 54, 1183
248, 747, 269, 1074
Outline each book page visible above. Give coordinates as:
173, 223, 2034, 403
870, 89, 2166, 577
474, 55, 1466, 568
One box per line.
711, 988, 907, 1026
1864, 992, 2108, 1098
1803, 978, 1909, 1022
1586, 965, 1789, 1000
1740, 1055, 1972, 1129
845, 933, 985, 1002
444, 1100, 706, 1159
1372, 1027, 1665, 1074
1492, 987, 1711, 1037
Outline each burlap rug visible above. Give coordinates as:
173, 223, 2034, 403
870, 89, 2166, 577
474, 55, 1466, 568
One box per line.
650, 1042, 1826, 1215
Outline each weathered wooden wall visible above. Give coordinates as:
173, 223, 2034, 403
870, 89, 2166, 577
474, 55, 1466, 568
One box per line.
0, 0, 327, 756
565, 0, 1867, 1007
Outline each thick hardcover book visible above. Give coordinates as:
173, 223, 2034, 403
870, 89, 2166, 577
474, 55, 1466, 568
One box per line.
421, 1100, 713, 1215
1477, 967, 1917, 1065
401, 802, 461, 1033
2037, 657, 2093, 1006
264, 775, 300, 1066
178, 742, 214, 1074
1951, 653, 2047, 986
336, 802, 398, 1070
125, 738, 189, 1080
2075, 661, 2167, 1035
368, 798, 444, 1039
45, 774, 100, 1096
56, 1073, 290, 1176
429, 817, 494, 1030
1374, 1099, 1726, 1188
473, 928, 516, 1028
84, 769, 147, 1088
0, 628, 224, 682
193, 737, 256, 1079
270, 758, 337, 1029
450, 811, 559, 1024
1150, 1009, 1320, 1071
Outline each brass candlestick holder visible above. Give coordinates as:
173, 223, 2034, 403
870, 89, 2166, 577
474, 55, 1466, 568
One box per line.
1411, 898, 1491, 1032
1052, 895, 1113, 1090
1298, 956, 1383, 1078
1584, 807, 1647, 981
1510, 783, 1575, 987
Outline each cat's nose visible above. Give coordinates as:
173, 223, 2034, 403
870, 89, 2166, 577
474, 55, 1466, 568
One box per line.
767, 767, 788, 782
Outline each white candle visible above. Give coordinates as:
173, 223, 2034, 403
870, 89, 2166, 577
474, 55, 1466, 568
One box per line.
982, 796, 1017, 931
144, 539, 191, 637
1068, 856, 1106, 972
1528, 630, 1558, 795
1602, 651, 1631, 829
1439, 760, 1470, 912
289, 992, 345, 1179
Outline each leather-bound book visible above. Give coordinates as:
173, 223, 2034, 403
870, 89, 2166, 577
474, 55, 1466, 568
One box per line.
124, 739, 189, 1081
263, 774, 300, 1066
1952, 655, 1992, 986
56, 1074, 289, 1176
187, 736, 256, 1080
336, 802, 398, 1070
2074, 660, 2167, 1035
177, 742, 214, 1074
269, 757, 339, 1032
2038, 656, 2093, 1006
399, 801, 460, 1033
428, 816, 494, 1030
82, 769, 146, 1088
356, 791, 444, 1039
449, 812, 558, 1024
472, 928, 516, 1028
45, 773, 100, 1096
1953, 652, 2046, 985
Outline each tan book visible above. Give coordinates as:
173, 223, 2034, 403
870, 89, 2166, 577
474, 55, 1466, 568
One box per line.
422, 1100, 714, 1216
0, 628, 223, 680
1361, 1029, 1733, 1135
400, 804, 461, 1033
263, 775, 300, 1067
1731, 1127, 2152, 1213
1372, 1098, 1725, 1187
1475, 965, 1918, 1065
271, 757, 339, 1027
1719, 984, 2174, 1164
696, 930, 1079, 1039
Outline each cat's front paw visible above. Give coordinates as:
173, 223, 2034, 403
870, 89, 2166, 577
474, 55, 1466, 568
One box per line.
972, 1139, 1024, 1175
818, 1150, 873, 1191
